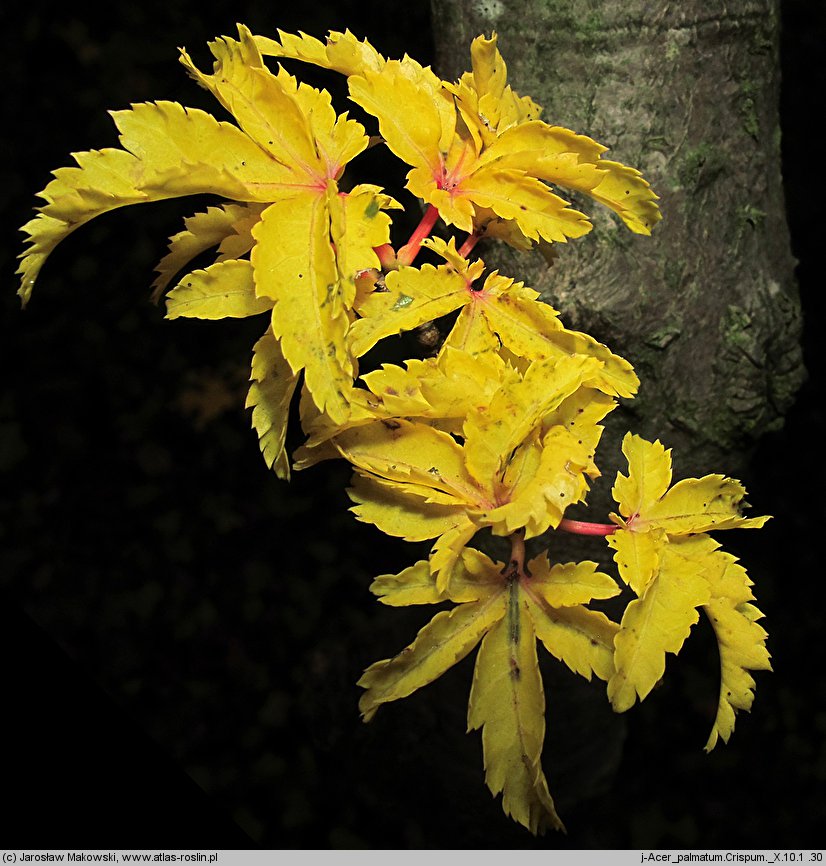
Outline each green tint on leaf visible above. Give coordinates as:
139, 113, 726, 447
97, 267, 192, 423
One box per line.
349, 260, 474, 358
468, 595, 563, 835
252, 190, 355, 424
360, 547, 620, 834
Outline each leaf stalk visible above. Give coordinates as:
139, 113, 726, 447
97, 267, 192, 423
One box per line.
396, 204, 440, 267
557, 518, 618, 536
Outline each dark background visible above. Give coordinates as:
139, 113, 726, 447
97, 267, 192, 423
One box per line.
1, 0, 823, 850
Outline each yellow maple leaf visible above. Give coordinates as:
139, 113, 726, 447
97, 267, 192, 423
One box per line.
358, 546, 619, 834
611, 433, 769, 536
18, 24, 398, 431
333, 348, 612, 592
340, 30, 660, 246
17, 115, 259, 304
445, 33, 661, 238
350, 239, 638, 398
291, 339, 515, 470
606, 434, 770, 747
263, 27, 661, 246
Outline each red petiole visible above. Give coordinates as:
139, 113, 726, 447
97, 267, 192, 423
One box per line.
557, 518, 618, 536
396, 204, 440, 267
458, 232, 480, 259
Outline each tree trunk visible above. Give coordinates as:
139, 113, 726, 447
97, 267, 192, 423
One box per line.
431, 0, 804, 483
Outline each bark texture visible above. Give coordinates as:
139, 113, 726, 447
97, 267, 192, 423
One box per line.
431, 0, 804, 482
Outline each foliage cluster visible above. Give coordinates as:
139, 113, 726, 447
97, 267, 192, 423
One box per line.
18, 26, 770, 834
